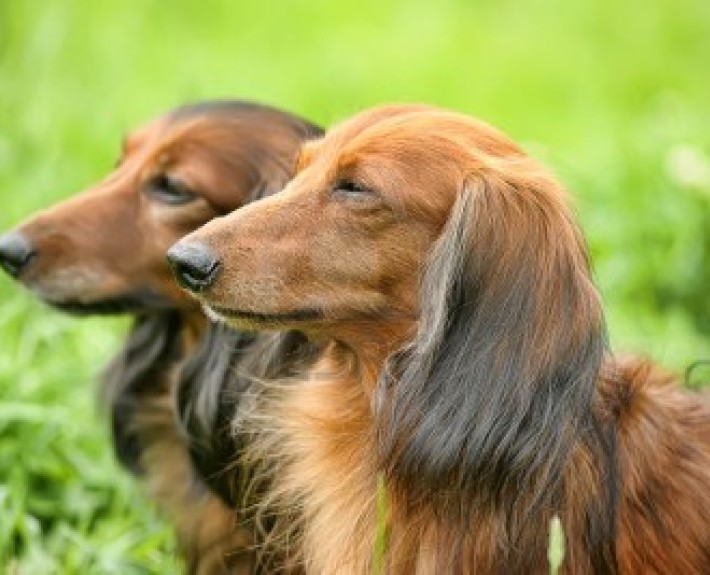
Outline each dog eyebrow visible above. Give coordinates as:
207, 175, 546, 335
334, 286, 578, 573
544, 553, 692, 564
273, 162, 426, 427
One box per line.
296, 141, 321, 172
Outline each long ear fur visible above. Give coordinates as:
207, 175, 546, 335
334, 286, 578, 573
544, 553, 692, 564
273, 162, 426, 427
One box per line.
175, 322, 254, 503
177, 325, 315, 505
101, 312, 183, 474
377, 170, 617, 568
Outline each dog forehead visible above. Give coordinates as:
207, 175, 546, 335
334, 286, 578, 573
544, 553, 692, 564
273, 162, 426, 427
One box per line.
120, 116, 213, 176
335, 107, 522, 163
120, 116, 170, 162
292, 106, 528, 219
333, 120, 465, 183
130, 118, 245, 177
291, 106, 434, 172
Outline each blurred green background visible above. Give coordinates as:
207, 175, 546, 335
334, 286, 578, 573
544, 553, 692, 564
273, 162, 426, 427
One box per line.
1, 0, 709, 572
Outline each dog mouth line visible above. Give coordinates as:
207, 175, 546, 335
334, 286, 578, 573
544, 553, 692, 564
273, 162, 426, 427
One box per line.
44, 291, 171, 315
208, 305, 323, 323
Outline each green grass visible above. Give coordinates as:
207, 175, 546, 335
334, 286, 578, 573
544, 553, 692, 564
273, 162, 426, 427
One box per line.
0, 0, 709, 571
372, 474, 389, 575
548, 516, 565, 574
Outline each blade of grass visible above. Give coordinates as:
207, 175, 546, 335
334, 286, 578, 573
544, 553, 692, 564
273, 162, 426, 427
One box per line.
373, 473, 388, 575
548, 515, 565, 575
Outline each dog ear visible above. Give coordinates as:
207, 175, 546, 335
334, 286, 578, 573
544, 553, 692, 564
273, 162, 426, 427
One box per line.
377, 169, 610, 525
176, 325, 317, 504
175, 321, 252, 503
102, 312, 183, 475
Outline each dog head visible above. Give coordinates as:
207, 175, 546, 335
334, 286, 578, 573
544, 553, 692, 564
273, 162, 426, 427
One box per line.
0, 101, 320, 314
171, 105, 610, 542
168, 105, 441, 336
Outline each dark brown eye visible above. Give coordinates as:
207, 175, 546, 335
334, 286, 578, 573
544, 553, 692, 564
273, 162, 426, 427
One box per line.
146, 174, 197, 205
333, 179, 374, 199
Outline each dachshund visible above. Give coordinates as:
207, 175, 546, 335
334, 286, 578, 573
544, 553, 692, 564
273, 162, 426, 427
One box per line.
0, 100, 321, 574
169, 104, 710, 574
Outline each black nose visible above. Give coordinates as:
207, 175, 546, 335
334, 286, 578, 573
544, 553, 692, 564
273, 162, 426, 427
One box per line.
166, 241, 221, 293
0, 231, 35, 278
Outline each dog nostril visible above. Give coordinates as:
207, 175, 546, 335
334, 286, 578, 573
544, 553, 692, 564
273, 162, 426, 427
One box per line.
0, 231, 35, 279
166, 242, 221, 293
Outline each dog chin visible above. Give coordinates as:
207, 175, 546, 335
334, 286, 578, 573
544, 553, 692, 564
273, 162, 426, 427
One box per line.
203, 303, 324, 331
39, 290, 173, 316
202, 304, 270, 332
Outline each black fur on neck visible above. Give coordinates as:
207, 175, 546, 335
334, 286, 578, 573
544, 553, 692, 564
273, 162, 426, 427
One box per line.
101, 311, 184, 474
176, 325, 316, 504
101, 307, 317, 511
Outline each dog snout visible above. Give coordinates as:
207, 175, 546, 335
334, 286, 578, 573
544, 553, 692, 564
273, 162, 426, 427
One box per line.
166, 241, 221, 293
0, 231, 36, 278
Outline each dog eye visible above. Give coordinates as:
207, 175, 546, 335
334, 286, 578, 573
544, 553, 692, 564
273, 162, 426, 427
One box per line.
333, 180, 374, 199
146, 174, 197, 205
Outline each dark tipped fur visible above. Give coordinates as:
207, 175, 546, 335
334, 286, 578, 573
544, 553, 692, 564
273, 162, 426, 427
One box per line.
176, 326, 317, 505
178, 104, 710, 573
97, 100, 322, 491
1, 99, 324, 573
176, 323, 255, 503
183, 106, 710, 575
377, 181, 618, 571
103, 312, 184, 474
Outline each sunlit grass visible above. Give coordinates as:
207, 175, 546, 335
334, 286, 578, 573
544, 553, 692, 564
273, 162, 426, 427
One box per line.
548, 516, 565, 574
372, 474, 389, 575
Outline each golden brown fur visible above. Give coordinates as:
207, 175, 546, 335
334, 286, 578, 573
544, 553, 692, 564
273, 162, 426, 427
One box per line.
174, 105, 710, 573
0, 101, 321, 574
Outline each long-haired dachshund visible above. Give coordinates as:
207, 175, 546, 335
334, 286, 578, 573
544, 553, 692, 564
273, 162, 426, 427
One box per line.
170, 104, 710, 574
0, 101, 321, 574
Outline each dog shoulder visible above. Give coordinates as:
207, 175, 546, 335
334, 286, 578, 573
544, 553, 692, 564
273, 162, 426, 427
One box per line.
604, 356, 710, 572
